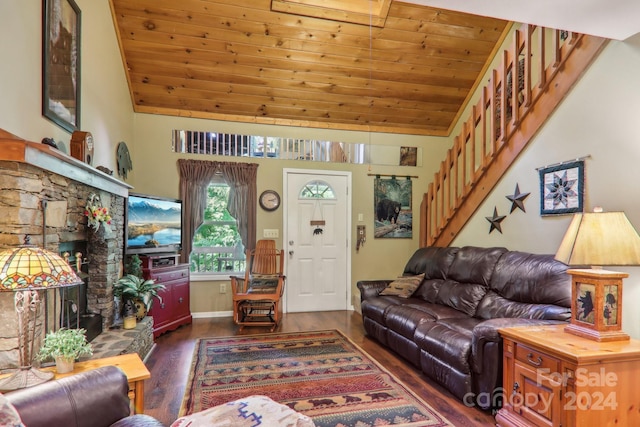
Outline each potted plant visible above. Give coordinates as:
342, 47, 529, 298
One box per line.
37, 328, 93, 373
115, 274, 166, 322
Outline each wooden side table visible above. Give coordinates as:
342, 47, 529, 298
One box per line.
496, 324, 640, 427
43, 353, 150, 414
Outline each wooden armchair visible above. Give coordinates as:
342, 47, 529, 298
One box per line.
231, 240, 285, 331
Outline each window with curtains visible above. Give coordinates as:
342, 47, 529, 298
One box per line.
178, 158, 258, 270
189, 181, 246, 276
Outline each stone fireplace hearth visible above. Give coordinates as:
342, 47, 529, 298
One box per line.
0, 129, 152, 368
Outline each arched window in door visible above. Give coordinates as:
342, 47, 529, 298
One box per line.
299, 180, 336, 199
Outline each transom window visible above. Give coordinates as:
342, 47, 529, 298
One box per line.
299, 180, 336, 199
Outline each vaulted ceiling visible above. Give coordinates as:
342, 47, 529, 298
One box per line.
109, 0, 509, 136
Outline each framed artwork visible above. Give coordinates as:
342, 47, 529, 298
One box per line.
399, 146, 417, 166
538, 160, 584, 215
43, 0, 81, 133
574, 282, 595, 325
374, 177, 412, 238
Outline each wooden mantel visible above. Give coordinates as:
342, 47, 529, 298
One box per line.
0, 128, 132, 197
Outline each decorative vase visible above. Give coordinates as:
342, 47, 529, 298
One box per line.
122, 299, 138, 329
55, 356, 75, 374
133, 298, 147, 321
123, 316, 137, 329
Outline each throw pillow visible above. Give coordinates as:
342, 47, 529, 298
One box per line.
0, 393, 25, 427
171, 395, 315, 427
379, 273, 425, 298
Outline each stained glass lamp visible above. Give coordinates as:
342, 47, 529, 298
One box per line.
555, 209, 640, 341
0, 237, 82, 391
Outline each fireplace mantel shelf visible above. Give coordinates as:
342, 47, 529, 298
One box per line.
0, 128, 132, 197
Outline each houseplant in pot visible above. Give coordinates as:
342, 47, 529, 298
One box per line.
37, 328, 93, 374
115, 274, 165, 326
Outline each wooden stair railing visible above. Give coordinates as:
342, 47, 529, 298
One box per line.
420, 24, 608, 248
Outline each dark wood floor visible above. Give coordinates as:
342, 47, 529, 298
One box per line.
143, 311, 497, 426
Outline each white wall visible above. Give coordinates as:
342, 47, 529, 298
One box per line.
0, 0, 133, 174
453, 36, 640, 339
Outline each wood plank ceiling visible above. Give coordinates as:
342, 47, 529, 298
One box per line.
109, 0, 509, 136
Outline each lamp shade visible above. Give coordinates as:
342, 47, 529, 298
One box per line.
0, 244, 82, 291
555, 211, 640, 267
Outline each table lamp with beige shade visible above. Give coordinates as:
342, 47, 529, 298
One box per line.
555, 208, 640, 342
0, 236, 82, 391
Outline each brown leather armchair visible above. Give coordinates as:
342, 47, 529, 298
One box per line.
5, 365, 164, 427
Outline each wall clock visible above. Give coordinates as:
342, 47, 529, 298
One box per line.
70, 131, 94, 165
259, 190, 281, 212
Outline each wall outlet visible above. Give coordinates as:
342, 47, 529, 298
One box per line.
220, 283, 227, 294
263, 229, 279, 238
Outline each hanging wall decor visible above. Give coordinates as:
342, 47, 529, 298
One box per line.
310, 200, 325, 236
538, 160, 584, 215
374, 176, 412, 239
506, 183, 530, 213
486, 207, 506, 234
43, 0, 81, 133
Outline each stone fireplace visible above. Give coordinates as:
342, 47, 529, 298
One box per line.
0, 129, 133, 368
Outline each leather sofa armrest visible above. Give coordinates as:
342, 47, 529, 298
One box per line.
470, 318, 566, 410
356, 280, 391, 302
471, 318, 565, 374
6, 365, 137, 427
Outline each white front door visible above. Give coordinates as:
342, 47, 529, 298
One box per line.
284, 169, 351, 312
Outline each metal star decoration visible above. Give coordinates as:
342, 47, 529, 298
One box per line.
486, 207, 506, 234
506, 183, 530, 213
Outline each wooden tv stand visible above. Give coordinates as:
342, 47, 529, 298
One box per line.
139, 254, 192, 338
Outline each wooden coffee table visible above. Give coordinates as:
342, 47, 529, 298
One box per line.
42, 353, 150, 414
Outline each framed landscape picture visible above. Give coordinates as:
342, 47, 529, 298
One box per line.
539, 160, 584, 215
43, 0, 81, 133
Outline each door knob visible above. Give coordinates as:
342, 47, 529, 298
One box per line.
289, 250, 294, 255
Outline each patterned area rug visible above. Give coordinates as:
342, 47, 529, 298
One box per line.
180, 330, 453, 427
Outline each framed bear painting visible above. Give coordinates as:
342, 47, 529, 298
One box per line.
374, 177, 412, 239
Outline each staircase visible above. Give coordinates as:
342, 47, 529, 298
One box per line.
420, 24, 608, 248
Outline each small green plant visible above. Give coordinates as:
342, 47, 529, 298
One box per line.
37, 328, 93, 362
124, 254, 143, 278
115, 274, 165, 311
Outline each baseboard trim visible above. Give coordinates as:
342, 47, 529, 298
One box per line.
192, 311, 233, 319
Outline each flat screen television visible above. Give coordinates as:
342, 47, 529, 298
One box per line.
125, 192, 182, 255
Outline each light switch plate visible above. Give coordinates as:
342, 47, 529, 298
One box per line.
264, 229, 279, 238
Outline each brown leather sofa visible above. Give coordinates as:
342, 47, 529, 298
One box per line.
5, 365, 165, 427
357, 246, 571, 410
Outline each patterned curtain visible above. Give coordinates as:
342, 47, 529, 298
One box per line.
218, 162, 258, 253
177, 159, 258, 264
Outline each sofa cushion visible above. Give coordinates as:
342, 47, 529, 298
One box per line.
384, 304, 435, 339
414, 322, 473, 375
447, 246, 507, 286
413, 279, 488, 316
475, 290, 571, 321
379, 273, 425, 298
360, 296, 403, 325
402, 300, 471, 321
403, 246, 458, 279
489, 251, 571, 306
